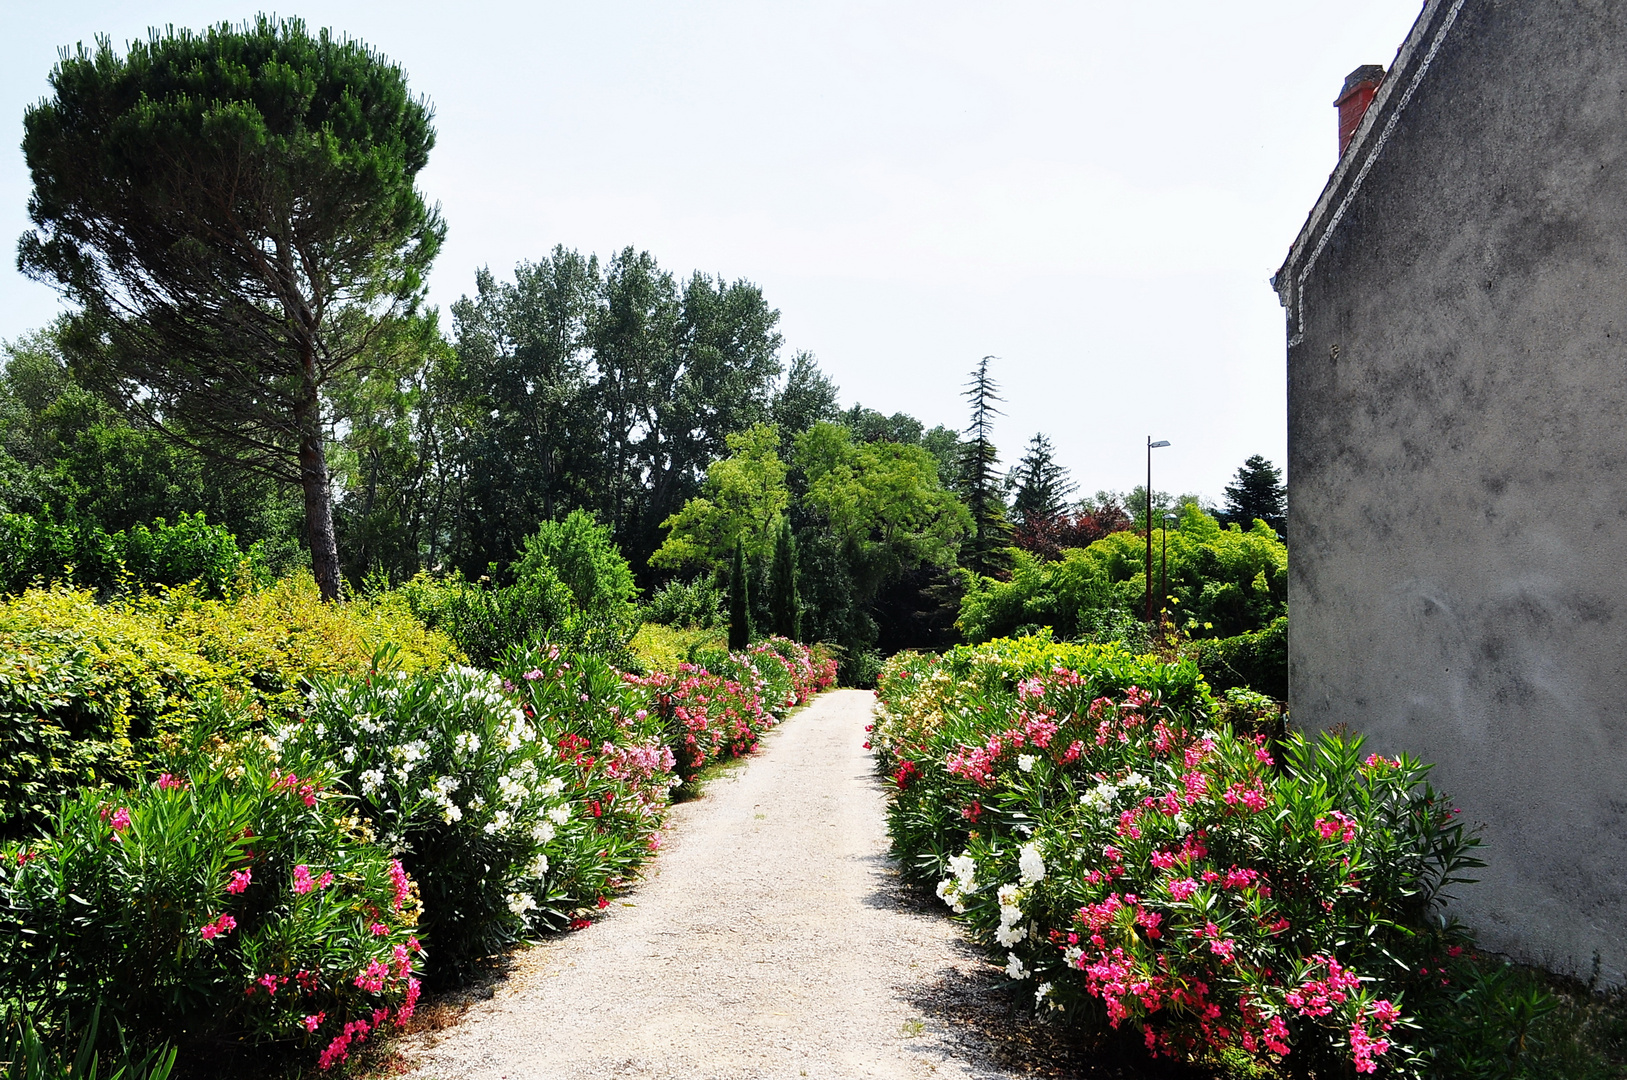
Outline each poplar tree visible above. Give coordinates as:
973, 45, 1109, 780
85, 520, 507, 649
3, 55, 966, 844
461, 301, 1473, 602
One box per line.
18, 18, 444, 600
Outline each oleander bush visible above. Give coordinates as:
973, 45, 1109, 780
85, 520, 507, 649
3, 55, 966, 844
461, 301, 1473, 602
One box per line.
0, 1007, 177, 1080
636, 661, 770, 782
0, 700, 423, 1071
872, 636, 1489, 1078
284, 660, 574, 985
500, 646, 675, 924
636, 637, 835, 782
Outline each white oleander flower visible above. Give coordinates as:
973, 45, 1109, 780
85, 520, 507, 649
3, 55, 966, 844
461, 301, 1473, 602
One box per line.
935, 878, 967, 914
532, 821, 556, 844
359, 769, 385, 797
995, 920, 1027, 946
1005, 952, 1028, 980
506, 892, 537, 915
547, 804, 570, 826
529, 853, 549, 877
1035, 982, 1054, 1005
1018, 844, 1046, 885
1017, 754, 1036, 773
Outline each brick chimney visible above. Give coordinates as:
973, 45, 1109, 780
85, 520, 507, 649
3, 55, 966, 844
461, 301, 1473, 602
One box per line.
1335, 65, 1385, 157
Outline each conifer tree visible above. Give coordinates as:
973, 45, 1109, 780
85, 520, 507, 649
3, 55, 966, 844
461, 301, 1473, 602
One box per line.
957, 356, 1013, 576
728, 539, 753, 649
1009, 432, 1077, 530
1221, 455, 1287, 537
767, 515, 801, 640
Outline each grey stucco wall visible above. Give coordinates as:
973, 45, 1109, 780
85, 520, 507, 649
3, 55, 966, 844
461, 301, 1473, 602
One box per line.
1285, 0, 1627, 984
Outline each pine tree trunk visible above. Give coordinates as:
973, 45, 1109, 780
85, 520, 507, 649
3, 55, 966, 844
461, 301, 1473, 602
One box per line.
295, 353, 343, 602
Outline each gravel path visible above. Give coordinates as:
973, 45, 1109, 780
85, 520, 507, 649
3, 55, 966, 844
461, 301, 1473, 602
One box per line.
400, 689, 1110, 1080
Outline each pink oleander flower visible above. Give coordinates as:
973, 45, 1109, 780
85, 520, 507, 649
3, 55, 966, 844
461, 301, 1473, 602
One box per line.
226, 868, 252, 894
370, 922, 390, 936
396, 977, 422, 1025
109, 807, 131, 832
200, 913, 237, 940
1315, 811, 1357, 844
1351, 1023, 1391, 1073
353, 959, 389, 993
155, 772, 186, 790
304, 1012, 325, 1032
293, 865, 314, 894
1168, 878, 1200, 901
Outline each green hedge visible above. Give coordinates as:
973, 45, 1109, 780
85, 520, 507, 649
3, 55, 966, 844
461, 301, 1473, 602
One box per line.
1185, 615, 1287, 699
0, 511, 264, 600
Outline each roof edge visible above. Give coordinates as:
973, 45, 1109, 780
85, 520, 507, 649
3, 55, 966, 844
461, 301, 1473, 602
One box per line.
1273, 0, 1462, 307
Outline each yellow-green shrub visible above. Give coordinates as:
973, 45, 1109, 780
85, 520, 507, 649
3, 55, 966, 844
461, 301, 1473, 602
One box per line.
0, 580, 459, 839
628, 623, 727, 674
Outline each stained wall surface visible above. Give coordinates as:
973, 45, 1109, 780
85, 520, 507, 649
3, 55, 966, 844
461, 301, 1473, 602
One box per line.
1282, 0, 1627, 983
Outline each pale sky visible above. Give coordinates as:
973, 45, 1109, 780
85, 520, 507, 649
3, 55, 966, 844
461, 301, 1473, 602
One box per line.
0, 1, 1427, 502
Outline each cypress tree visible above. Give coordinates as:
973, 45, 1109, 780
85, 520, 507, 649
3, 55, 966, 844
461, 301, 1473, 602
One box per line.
768, 516, 801, 640
728, 539, 753, 650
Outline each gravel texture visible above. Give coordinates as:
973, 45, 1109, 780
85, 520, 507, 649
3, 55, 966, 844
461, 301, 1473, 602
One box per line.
401, 689, 1151, 1080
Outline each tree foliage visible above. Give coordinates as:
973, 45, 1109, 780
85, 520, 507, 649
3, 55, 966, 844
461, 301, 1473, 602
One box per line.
1009, 432, 1076, 529
956, 357, 1012, 577
650, 423, 788, 574
19, 18, 445, 600
1221, 454, 1286, 537
767, 515, 801, 641
958, 504, 1286, 646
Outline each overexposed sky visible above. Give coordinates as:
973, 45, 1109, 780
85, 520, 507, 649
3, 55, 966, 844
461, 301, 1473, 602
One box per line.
0, 2, 1426, 501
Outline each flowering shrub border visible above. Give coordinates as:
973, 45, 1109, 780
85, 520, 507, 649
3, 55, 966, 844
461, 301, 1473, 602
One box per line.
632, 636, 835, 782
0, 711, 422, 1069
871, 637, 1486, 1078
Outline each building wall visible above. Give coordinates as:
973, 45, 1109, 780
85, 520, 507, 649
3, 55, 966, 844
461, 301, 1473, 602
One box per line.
1286, 0, 1627, 984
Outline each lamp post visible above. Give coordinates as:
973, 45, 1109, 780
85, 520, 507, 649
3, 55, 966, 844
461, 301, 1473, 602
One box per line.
1144, 437, 1170, 622
1161, 512, 1178, 635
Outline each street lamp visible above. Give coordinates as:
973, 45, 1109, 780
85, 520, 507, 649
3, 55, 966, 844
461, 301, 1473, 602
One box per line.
1144, 437, 1170, 622
1161, 512, 1178, 632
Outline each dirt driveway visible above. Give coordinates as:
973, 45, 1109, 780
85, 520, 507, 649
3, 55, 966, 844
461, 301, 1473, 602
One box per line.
402, 688, 1112, 1080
